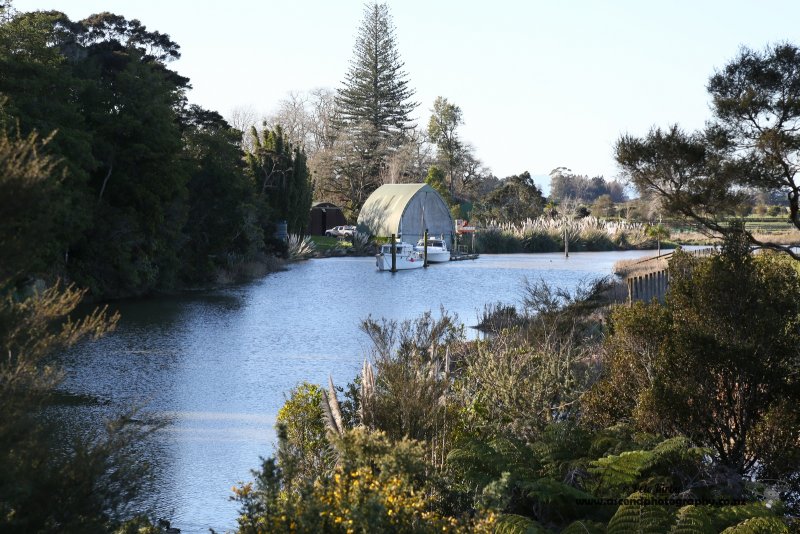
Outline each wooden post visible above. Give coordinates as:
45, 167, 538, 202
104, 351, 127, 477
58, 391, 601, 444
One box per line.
390, 234, 397, 273
627, 277, 633, 306
564, 227, 569, 258
424, 229, 429, 268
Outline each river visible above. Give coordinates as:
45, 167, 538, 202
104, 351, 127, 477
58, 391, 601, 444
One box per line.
56, 250, 657, 533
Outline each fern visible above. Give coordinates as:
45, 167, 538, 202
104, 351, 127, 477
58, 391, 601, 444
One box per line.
709, 503, 780, 532
518, 477, 594, 513
496, 513, 549, 534
607, 492, 674, 534
668, 505, 714, 534
720, 516, 788, 533
560, 520, 607, 534
589, 436, 705, 496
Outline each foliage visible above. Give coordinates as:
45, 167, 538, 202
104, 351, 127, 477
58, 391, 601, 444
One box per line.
275, 382, 331, 491
476, 216, 649, 253
587, 233, 800, 485
0, 129, 63, 281
246, 126, 312, 235
180, 105, 266, 283
472, 172, 545, 223
336, 3, 415, 138
327, 2, 416, 213
646, 223, 671, 255
0, 280, 167, 532
549, 167, 627, 204
234, 428, 495, 533
286, 234, 316, 261
0, 8, 281, 297
615, 42, 800, 259
359, 309, 463, 468
428, 96, 462, 192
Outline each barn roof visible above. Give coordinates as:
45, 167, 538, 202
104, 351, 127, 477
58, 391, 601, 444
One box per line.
311, 201, 342, 209
357, 183, 434, 237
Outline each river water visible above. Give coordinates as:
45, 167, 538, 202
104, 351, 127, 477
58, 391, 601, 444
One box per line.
56, 250, 656, 533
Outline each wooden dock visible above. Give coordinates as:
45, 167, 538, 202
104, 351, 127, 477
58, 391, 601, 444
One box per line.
450, 253, 479, 261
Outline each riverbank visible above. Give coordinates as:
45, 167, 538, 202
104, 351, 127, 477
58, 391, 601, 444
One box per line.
55, 251, 657, 533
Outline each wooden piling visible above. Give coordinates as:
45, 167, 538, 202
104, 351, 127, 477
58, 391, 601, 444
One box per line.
423, 229, 428, 268
390, 234, 397, 273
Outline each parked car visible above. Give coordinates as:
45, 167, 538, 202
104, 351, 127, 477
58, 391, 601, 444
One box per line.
325, 225, 356, 237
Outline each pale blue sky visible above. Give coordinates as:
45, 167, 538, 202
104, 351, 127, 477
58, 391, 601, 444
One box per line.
12, 0, 800, 181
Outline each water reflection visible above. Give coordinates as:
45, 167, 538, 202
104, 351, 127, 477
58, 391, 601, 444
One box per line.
57, 250, 657, 533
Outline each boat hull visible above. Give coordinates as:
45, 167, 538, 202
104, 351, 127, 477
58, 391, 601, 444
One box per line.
375, 253, 424, 271
421, 250, 450, 263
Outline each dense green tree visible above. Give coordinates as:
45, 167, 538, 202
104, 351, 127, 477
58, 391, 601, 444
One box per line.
246, 125, 312, 235
616, 42, 800, 259
1, 7, 281, 296
336, 2, 415, 138
0, 132, 158, 532
473, 171, 545, 223
180, 105, 265, 282
428, 96, 462, 192
0, 10, 96, 270
330, 2, 416, 212
0, 129, 62, 281
587, 235, 800, 480
549, 167, 626, 203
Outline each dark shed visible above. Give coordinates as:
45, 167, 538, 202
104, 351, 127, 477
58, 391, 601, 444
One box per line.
307, 202, 347, 235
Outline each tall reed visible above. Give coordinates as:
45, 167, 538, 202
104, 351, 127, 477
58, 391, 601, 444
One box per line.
476, 217, 649, 253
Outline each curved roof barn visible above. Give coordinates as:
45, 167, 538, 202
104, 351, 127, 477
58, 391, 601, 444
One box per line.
357, 184, 453, 245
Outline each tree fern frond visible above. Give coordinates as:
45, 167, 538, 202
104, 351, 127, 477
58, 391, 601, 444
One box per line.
709, 503, 780, 532
561, 519, 607, 534
496, 513, 549, 534
607, 492, 673, 534
719, 516, 788, 533
668, 505, 714, 534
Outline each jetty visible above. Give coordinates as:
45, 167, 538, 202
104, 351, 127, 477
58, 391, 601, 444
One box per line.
450, 252, 479, 261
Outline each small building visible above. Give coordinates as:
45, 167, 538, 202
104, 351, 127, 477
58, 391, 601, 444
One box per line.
357, 184, 453, 246
307, 202, 347, 235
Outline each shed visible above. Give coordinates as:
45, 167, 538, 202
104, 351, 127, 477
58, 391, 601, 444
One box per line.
307, 202, 347, 235
357, 184, 453, 246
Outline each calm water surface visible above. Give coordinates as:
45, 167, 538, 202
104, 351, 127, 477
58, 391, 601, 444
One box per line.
58, 250, 657, 533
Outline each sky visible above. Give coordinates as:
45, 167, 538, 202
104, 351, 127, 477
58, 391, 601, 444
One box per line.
12, 0, 800, 185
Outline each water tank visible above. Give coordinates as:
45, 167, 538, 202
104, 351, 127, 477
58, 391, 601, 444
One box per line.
273, 220, 288, 241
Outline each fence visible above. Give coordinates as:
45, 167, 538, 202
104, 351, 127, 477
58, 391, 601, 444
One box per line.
626, 247, 716, 304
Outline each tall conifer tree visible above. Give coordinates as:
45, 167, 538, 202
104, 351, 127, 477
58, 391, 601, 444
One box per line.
328, 2, 416, 213
336, 3, 416, 138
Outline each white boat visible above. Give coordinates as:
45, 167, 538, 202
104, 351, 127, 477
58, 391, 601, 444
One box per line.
376, 242, 424, 271
414, 237, 451, 263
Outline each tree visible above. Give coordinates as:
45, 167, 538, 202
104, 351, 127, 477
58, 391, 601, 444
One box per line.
549, 167, 626, 203
332, 2, 416, 211
587, 234, 800, 479
336, 2, 416, 138
473, 171, 545, 223
0, 130, 159, 532
616, 42, 800, 259
246, 126, 313, 234
313, 122, 384, 219
0, 129, 62, 281
180, 105, 265, 282
646, 222, 670, 256
428, 96, 462, 192
274, 382, 331, 491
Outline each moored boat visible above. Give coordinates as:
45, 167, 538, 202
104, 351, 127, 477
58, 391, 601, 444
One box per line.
414, 236, 451, 263
376, 242, 424, 271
